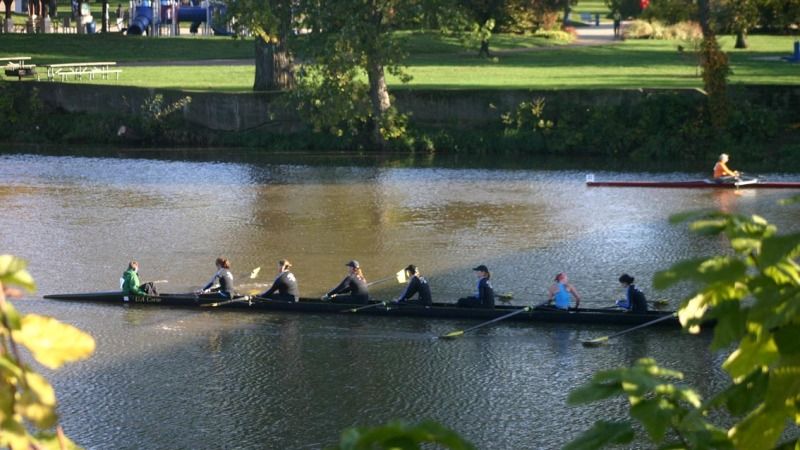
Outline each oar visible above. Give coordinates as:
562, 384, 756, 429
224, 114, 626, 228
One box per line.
495, 292, 513, 301
581, 313, 677, 347
341, 301, 388, 313
437, 306, 532, 340
200, 295, 252, 308
367, 269, 409, 287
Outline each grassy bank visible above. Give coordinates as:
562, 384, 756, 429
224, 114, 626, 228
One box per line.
2, 33, 795, 91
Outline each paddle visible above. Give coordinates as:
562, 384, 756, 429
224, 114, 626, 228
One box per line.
581, 313, 677, 347
436, 306, 532, 340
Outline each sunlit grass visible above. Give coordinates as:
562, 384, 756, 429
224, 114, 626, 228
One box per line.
3, 33, 797, 91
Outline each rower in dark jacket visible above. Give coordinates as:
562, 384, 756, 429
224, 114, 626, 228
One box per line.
615, 273, 648, 313
457, 265, 495, 308
324, 260, 369, 304
395, 264, 432, 305
198, 257, 235, 299
259, 259, 299, 302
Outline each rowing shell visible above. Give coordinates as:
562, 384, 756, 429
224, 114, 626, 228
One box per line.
43, 291, 679, 327
585, 179, 800, 189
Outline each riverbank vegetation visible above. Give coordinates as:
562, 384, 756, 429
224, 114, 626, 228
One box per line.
1, 0, 798, 158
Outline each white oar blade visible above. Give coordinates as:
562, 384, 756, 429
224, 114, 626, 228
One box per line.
395, 269, 408, 284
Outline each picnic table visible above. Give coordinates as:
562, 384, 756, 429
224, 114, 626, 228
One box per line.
1, 56, 37, 80
38, 62, 122, 82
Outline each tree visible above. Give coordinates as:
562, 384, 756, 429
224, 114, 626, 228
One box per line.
566, 196, 800, 450
714, 0, 759, 48
224, 0, 294, 91
295, 0, 415, 148
0, 254, 95, 449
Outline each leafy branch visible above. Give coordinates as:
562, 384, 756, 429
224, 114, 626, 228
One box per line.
0, 255, 95, 450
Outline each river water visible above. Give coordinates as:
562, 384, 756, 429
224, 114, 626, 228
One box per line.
1, 150, 798, 449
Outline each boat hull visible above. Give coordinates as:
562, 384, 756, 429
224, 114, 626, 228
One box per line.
43, 292, 679, 327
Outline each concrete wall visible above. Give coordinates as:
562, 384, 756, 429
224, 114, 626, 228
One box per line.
22, 82, 800, 132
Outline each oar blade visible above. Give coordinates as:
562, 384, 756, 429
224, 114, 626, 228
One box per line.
395, 269, 408, 284
437, 330, 465, 339
249, 267, 261, 279
581, 336, 609, 348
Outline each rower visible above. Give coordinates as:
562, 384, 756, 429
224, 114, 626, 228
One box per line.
121, 261, 157, 299
614, 274, 648, 313
198, 257, 234, 299
547, 272, 581, 310
395, 264, 432, 306
457, 265, 495, 308
259, 259, 299, 302
323, 260, 369, 304
713, 153, 740, 182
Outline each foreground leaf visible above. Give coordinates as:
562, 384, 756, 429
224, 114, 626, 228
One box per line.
562, 421, 634, 450
13, 315, 95, 369
0, 255, 36, 293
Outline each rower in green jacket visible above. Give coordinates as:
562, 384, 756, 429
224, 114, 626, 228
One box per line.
121, 261, 156, 298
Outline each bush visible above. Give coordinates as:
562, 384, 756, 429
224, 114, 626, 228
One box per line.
624, 19, 702, 40
533, 28, 576, 42
622, 19, 655, 38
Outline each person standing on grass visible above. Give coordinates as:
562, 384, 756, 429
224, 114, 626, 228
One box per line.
613, 11, 622, 38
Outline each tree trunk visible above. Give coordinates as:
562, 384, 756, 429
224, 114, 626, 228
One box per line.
101, 0, 108, 32
734, 30, 748, 49
253, 35, 294, 91
367, 58, 391, 149
4, 0, 12, 20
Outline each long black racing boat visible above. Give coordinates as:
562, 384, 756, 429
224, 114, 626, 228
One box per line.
43, 291, 680, 327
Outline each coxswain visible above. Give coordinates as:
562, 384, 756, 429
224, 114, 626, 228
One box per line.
198, 257, 234, 299
395, 264, 432, 306
259, 259, 299, 302
548, 272, 581, 310
121, 261, 157, 299
457, 265, 495, 308
324, 260, 369, 304
614, 274, 648, 313
713, 153, 740, 181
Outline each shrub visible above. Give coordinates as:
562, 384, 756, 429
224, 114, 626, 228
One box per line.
533, 28, 576, 42
624, 19, 702, 40
622, 19, 655, 38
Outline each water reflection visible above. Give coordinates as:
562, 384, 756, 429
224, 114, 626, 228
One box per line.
2, 152, 799, 449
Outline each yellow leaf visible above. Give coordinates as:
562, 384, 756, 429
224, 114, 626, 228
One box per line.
679, 294, 708, 333
0, 255, 36, 293
13, 315, 95, 370
18, 371, 57, 429
0, 417, 33, 450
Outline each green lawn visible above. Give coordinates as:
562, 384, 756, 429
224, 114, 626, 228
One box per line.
1, 33, 797, 91
0, 33, 253, 64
